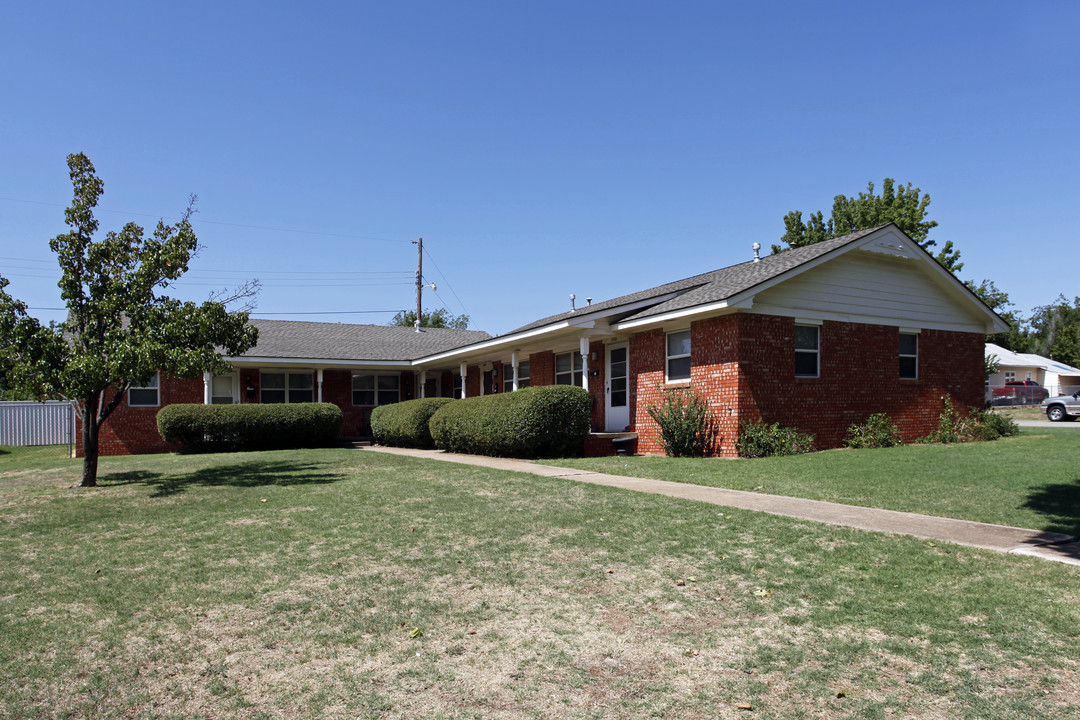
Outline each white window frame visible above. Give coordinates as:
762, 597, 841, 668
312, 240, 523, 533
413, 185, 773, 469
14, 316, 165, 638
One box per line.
1004, 370, 1016, 383
504, 360, 530, 392
665, 330, 691, 383
261, 370, 314, 404
555, 352, 583, 387
352, 373, 401, 407
899, 332, 918, 380
128, 372, 160, 407
794, 325, 820, 378
211, 373, 238, 404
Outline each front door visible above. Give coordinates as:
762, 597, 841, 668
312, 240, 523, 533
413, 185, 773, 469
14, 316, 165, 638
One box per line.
605, 343, 630, 431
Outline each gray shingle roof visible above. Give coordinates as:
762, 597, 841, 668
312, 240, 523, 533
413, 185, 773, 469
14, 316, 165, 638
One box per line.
242, 319, 491, 362
505, 225, 887, 334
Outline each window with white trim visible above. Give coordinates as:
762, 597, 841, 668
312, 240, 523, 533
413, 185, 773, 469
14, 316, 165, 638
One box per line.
1004, 371, 1015, 383
666, 330, 691, 382
794, 325, 819, 377
211, 374, 236, 404
555, 352, 582, 386
504, 361, 530, 392
261, 371, 314, 404
899, 333, 918, 379
128, 373, 160, 407
352, 374, 400, 406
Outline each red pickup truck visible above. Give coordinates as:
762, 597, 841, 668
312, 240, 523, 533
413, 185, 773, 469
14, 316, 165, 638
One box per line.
990, 380, 1050, 406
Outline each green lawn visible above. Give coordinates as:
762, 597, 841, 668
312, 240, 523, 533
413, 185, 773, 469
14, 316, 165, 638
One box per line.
548, 428, 1080, 535
1, 445, 1078, 719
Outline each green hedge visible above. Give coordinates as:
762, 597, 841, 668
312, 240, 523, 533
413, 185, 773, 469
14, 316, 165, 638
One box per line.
371, 397, 454, 449
429, 385, 590, 458
157, 403, 343, 453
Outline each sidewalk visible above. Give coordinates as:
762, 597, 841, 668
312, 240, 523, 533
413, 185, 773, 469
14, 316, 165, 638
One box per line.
362, 446, 1080, 566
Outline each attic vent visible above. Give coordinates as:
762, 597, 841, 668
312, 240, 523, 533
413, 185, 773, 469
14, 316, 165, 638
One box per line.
752, 242, 761, 263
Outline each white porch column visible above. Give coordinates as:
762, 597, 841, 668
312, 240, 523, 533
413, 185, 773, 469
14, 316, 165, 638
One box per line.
510, 351, 519, 391
459, 362, 467, 399
419, 370, 427, 398
317, 369, 324, 403
203, 372, 212, 404
579, 337, 590, 392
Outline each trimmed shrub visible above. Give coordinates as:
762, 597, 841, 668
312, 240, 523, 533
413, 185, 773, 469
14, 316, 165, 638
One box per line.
429, 385, 590, 458
157, 403, 343, 453
371, 397, 454, 449
646, 387, 713, 457
736, 420, 815, 458
845, 412, 903, 449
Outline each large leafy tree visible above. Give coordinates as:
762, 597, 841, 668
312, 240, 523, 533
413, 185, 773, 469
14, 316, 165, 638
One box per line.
774, 178, 963, 273
0, 153, 258, 487
389, 308, 470, 330
1027, 295, 1080, 368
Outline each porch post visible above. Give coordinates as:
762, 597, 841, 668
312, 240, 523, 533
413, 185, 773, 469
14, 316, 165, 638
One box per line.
579, 337, 590, 392
459, 362, 467, 399
510, 351, 519, 391
203, 372, 212, 404
317, 369, 324, 403
419, 370, 427, 398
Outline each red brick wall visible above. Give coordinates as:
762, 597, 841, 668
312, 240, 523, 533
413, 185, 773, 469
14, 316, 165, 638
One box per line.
626, 315, 985, 458
76, 375, 204, 457
587, 341, 605, 431
530, 351, 555, 387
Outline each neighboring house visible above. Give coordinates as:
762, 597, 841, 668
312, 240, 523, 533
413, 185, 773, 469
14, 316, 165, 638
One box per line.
986, 343, 1080, 397
81, 223, 1008, 458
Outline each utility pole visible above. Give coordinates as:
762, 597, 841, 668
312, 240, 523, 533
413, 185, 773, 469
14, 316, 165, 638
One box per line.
412, 238, 436, 333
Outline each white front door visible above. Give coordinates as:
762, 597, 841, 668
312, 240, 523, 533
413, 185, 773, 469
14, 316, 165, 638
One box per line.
605, 343, 630, 431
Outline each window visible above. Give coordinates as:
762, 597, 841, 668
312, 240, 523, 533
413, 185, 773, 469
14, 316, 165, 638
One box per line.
1004, 371, 1015, 383
211, 374, 235, 404
352, 374, 400, 406
666, 330, 691, 382
261, 371, 314, 403
453, 372, 462, 399
555, 352, 583, 386
504, 361, 530, 392
794, 325, 819, 377
128, 373, 160, 407
899, 333, 918, 379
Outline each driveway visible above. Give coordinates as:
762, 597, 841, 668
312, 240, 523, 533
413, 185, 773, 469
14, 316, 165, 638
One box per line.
1016, 420, 1080, 428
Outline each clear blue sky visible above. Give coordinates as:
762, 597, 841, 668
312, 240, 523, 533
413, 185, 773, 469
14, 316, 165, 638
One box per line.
2, 1, 1077, 335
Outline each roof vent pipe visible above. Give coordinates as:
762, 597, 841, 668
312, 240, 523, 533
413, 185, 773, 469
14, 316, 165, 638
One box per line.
586, 297, 592, 306
569, 294, 576, 312
752, 242, 761, 263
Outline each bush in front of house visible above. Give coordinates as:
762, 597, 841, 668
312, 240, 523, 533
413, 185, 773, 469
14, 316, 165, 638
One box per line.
844, 412, 903, 449
157, 403, 343, 452
371, 397, 454, 449
918, 395, 1020, 444
646, 386, 714, 457
735, 419, 816, 458
429, 385, 590, 458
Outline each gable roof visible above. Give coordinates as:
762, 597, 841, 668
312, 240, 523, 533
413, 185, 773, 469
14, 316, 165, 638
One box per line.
506, 225, 890, 335
986, 343, 1080, 375
242, 319, 490, 362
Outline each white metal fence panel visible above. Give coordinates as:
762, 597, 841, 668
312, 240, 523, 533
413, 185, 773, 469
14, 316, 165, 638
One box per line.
0, 401, 75, 446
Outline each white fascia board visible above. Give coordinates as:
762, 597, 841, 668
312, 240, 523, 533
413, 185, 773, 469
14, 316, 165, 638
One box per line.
416, 320, 575, 365
226, 356, 412, 369
614, 299, 748, 331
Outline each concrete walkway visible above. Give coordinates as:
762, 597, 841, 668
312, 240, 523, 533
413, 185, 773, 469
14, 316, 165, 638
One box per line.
363, 446, 1080, 567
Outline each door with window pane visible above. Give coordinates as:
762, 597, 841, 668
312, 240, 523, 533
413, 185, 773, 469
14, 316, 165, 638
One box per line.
211, 374, 236, 404
605, 343, 630, 431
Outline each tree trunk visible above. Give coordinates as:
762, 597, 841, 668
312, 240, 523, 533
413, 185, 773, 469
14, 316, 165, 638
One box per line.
80, 395, 99, 488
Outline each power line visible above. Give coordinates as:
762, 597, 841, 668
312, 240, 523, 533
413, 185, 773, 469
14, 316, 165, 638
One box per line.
422, 245, 471, 318
0, 196, 413, 244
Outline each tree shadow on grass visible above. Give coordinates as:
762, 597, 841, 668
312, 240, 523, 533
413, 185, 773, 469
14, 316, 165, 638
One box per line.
1022, 477, 1080, 537
102, 459, 348, 498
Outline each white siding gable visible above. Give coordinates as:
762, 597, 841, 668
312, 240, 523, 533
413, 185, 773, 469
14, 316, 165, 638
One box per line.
748, 249, 990, 333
